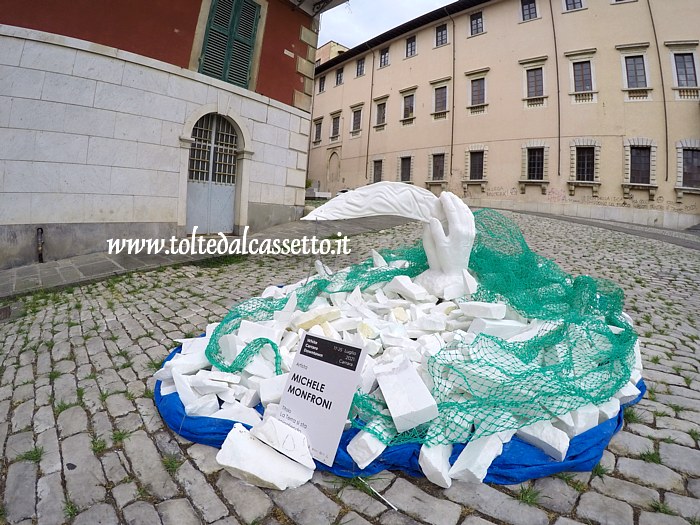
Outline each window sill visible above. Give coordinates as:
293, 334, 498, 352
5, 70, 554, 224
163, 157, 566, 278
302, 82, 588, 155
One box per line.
611, 0, 637, 4
426, 179, 447, 185
318, 90, 325, 95
519, 179, 549, 195
467, 103, 488, 115
570, 91, 598, 103
674, 186, 700, 203
568, 180, 601, 197
334, 83, 343, 88
468, 31, 486, 39
622, 183, 658, 200
404, 54, 417, 60
433, 43, 451, 50
378, 64, 390, 70
432, 111, 449, 120
672, 87, 700, 100
462, 179, 487, 193
400, 117, 415, 126
400, 180, 414, 185
622, 87, 652, 101
563, 7, 587, 13
523, 96, 548, 108
350, 129, 362, 138
519, 16, 542, 24
312, 140, 321, 146
330, 135, 339, 142
373, 123, 386, 131
355, 74, 365, 78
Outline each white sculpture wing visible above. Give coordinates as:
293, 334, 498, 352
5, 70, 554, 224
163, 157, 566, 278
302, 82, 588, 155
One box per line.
302, 182, 446, 223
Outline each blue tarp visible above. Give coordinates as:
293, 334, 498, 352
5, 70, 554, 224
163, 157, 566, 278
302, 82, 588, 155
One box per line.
155, 345, 645, 483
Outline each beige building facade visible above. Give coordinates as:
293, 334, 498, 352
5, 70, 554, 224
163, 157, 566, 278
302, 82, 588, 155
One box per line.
309, 0, 700, 229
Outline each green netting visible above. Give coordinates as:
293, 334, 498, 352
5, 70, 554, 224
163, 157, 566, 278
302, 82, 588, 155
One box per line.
205, 209, 636, 446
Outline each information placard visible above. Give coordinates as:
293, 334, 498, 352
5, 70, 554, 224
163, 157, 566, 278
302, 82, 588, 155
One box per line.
277, 334, 366, 466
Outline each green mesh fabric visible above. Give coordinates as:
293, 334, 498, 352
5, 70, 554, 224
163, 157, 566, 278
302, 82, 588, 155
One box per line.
205, 209, 636, 446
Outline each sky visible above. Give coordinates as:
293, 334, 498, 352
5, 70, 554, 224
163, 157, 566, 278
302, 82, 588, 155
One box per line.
318, 0, 449, 49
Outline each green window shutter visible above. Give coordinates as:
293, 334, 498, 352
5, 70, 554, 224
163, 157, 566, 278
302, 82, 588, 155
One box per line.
227, 0, 260, 88
199, 0, 260, 89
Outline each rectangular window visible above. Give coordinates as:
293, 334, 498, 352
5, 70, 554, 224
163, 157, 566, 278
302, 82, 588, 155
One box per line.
625, 56, 647, 88
356, 57, 365, 77
373, 160, 383, 183
351, 108, 362, 132
335, 68, 344, 85
675, 53, 698, 87
380, 47, 390, 67
331, 115, 340, 138
436, 24, 448, 47
400, 157, 412, 182
403, 94, 415, 119
573, 61, 593, 92
318, 76, 325, 93
565, 0, 583, 10
313, 121, 322, 142
471, 78, 485, 105
406, 36, 416, 58
376, 102, 386, 125
434, 86, 447, 112
683, 149, 700, 188
470, 12, 484, 36
630, 146, 651, 183
527, 67, 544, 97
575, 146, 595, 181
527, 148, 544, 180
199, 0, 261, 88
521, 0, 538, 20
432, 154, 445, 180
470, 151, 484, 180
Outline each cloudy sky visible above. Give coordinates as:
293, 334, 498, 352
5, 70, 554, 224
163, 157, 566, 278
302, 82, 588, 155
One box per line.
318, 0, 448, 49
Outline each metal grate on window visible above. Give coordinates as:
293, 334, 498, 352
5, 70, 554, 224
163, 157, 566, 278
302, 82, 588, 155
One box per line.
527, 147, 544, 180
432, 154, 445, 180
470, 12, 483, 35
213, 116, 237, 184
683, 149, 700, 188
400, 157, 412, 181
625, 56, 647, 88
575, 147, 595, 181
470, 151, 484, 180
188, 113, 237, 185
630, 146, 651, 184
373, 160, 383, 183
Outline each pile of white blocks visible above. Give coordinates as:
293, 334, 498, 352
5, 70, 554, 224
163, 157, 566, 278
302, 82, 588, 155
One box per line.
154, 257, 643, 489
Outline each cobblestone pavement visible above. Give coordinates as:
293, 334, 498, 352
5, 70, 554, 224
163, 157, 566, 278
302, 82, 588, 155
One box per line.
1, 211, 699, 525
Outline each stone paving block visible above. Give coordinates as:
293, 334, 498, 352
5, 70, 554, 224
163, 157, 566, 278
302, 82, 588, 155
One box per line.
590, 475, 659, 509
343, 511, 373, 525
72, 503, 120, 525
37, 472, 65, 525
665, 493, 700, 520
627, 423, 696, 448
659, 442, 700, 477
212, 519, 241, 525
134, 398, 161, 435
115, 411, 144, 433
616, 457, 685, 492
154, 430, 184, 458
638, 513, 692, 525
157, 498, 202, 525
553, 519, 586, 525
106, 392, 136, 417
461, 518, 498, 525
101, 451, 129, 484
0, 421, 8, 458
444, 481, 549, 525
384, 478, 461, 525
188, 443, 223, 475
5, 430, 34, 460
122, 501, 164, 525
608, 430, 654, 457
338, 486, 387, 518
175, 460, 228, 523
379, 511, 423, 525
37, 427, 62, 474
123, 430, 177, 500
576, 492, 633, 525
688, 478, 700, 499
4, 461, 37, 523
62, 432, 107, 509
112, 482, 138, 509
11, 398, 34, 432
271, 482, 341, 525
57, 405, 88, 437
12, 383, 34, 404
532, 477, 579, 514
217, 470, 273, 524
54, 374, 78, 404
33, 405, 55, 434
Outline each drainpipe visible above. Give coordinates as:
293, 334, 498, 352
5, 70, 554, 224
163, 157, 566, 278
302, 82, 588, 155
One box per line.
444, 7, 457, 184
548, 0, 562, 179
645, 0, 669, 182
364, 43, 376, 184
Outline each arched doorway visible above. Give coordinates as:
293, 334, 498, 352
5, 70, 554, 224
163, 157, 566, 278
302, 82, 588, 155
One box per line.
186, 113, 238, 234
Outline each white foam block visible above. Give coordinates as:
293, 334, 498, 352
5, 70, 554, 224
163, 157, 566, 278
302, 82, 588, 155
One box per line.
346, 429, 387, 470
598, 398, 621, 423
371, 249, 388, 267
571, 404, 600, 436
458, 301, 507, 319
468, 318, 529, 340
419, 444, 453, 488
259, 373, 290, 406
516, 420, 570, 461
189, 374, 231, 395
552, 412, 576, 438
237, 319, 284, 346
185, 394, 220, 417
448, 434, 503, 483
172, 370, 199, 407
615, 381, 641, 405
375, 356, 438, 433
251, 417, 316, 470
216, 423, 313, 490
211, 401, 262, 426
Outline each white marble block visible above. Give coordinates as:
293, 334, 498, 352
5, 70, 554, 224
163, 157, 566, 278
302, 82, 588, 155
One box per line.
448, 434, 504, 483
251, 416, 316, 469
346, 428, 388, 470
468, 318, 529, 340
571, 404, 600, 436
259, 373, 290, 406
419, 443, 453, 488
458, 301, 507, 320
615, 381, 641, 405
598, 398, 621, 423
375, 356, 438, 433
211, 401, 262, 426
516, 420, 570, 461
384, 276, 431, 302
216, 423, 313, 490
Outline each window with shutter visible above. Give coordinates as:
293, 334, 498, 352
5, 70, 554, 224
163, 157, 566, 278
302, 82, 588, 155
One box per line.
199, 0, 260, 89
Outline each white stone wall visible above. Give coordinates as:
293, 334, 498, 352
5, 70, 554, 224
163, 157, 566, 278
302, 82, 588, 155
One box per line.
0, 24, 310, 241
